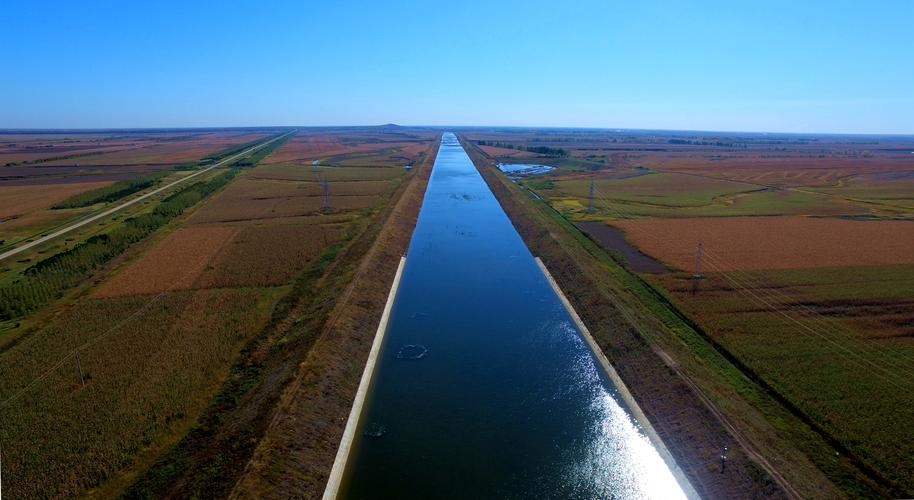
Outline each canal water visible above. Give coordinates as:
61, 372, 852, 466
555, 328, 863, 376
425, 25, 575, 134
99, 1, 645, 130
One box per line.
340, 133, 689, 499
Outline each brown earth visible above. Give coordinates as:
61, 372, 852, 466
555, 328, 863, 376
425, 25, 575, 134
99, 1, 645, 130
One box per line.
196, 224, 342, 288
94, 226, 238, 297
611, 216, 914, 271
0, 181, 113, 217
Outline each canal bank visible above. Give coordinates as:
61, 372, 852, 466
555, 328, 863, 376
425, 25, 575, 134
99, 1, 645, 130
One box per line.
336, 133, 694, 498
464, 138, 803, 498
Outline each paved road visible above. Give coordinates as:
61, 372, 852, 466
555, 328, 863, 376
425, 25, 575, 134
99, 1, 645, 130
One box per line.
0, 131, 295, 263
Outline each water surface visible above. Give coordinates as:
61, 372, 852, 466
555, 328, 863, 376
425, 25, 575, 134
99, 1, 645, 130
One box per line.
341, 133, 688, 499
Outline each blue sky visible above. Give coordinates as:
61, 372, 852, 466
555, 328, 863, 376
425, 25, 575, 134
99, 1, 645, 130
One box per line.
2, 0, 913, 133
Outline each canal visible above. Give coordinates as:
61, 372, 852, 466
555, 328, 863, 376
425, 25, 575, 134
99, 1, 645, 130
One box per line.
338, 133, 691, 498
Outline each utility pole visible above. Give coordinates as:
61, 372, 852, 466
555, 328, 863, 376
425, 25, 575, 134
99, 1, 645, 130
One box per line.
691, 241, 703, 295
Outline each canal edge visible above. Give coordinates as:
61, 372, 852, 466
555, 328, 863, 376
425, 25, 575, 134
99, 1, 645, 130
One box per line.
534, 257, 701, 500
323, 255, 407, 500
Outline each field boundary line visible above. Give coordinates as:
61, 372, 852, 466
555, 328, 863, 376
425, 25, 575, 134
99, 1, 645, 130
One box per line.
535, 257, 700, 500
0, 131, 294, 263
322, 255, 405, 500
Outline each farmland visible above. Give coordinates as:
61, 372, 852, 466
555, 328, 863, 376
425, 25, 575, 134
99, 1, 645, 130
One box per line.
0, 127, 437, 498
464, 128, 914, 496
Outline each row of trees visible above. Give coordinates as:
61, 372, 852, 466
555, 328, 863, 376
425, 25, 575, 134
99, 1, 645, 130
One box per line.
52, 171, 170, 209
476, 140, 568, 157
0, 169, 240, 321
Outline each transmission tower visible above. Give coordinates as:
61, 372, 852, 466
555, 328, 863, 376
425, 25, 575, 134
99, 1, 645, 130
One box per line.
321, 176, 330, 211
691, 241, 703, 295
587, 176, 596, 213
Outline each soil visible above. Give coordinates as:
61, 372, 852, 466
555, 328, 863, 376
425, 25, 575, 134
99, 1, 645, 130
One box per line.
577, 220, 668, 273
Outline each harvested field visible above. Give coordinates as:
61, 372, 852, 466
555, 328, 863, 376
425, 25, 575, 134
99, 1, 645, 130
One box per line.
95, 226, 238, 297
611, 216, 914, 271
648, 155, 914, 188
0, 181, 113, 218
263, 131, 433, 166
38, 132, 268, 166
187, 194, 377, 224
196, 224, 341, 287
554, 172, 760, 209
248, 165, 404, 182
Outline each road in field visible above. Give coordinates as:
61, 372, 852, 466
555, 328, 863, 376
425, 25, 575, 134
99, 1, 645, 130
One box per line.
0, 131, 295, 263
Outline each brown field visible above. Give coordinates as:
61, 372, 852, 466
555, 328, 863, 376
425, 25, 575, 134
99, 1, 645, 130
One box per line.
197, 224, 341, 287
95, 226, 238, 297
610, 216, 914, 271
479, 145, 536, 157
187, 172, 395, 224
0, 181, 113, 217
0, 287, 278, 498
187, 194, 377, 224
645, 154, 914, 188
38, 132, 268, 166
0, 127, 435, 499
248, 164, 405, 182
263, 129, 436, 166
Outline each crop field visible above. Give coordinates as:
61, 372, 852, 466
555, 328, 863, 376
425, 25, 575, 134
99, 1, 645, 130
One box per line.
196, 223, 342, 287
0, 127, 434, 498
467, 128, 914, 494
609, 216, 914, 270
652, 265, 914, 490
95, 226, 239, 297
0, 287, 280, 499
0, 181, 113, 218
263, 128, 437, 167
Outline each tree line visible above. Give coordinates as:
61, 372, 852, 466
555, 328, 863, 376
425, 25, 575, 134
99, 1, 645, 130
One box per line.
476, 140, 568, 157
52, 171, 170, 209
0, 169, 240, 321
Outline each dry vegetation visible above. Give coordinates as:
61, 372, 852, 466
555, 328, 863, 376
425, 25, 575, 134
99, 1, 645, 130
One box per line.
0, 288, 279, 498
95, 226, 239, 297
0, 127, 434, 498
0, 181, 113, 218
610, 216, 914, 270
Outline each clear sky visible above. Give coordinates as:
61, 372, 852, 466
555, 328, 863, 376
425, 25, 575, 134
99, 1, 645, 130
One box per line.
3, 0, 913, 133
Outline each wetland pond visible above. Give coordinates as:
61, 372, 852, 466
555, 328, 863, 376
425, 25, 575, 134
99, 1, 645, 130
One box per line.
339, 133, 691, 499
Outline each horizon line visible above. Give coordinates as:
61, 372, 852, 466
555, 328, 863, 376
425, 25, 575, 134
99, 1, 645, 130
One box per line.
1, 124, 913, 138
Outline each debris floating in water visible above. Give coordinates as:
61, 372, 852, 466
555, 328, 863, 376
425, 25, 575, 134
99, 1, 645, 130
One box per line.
363, 422, 387, 438
396, 344, 428, 360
